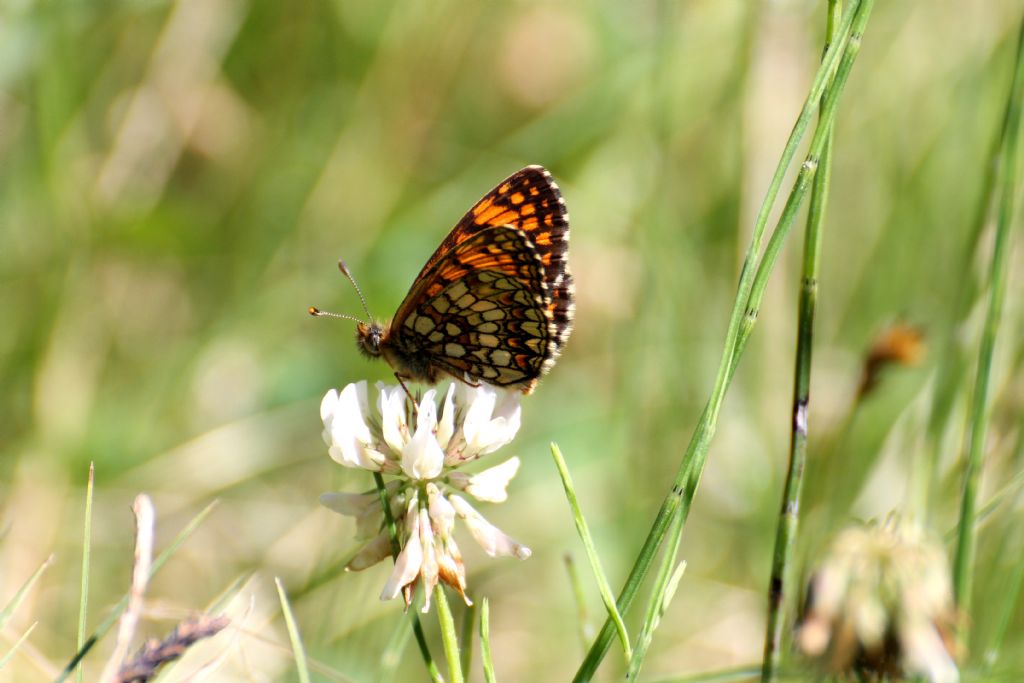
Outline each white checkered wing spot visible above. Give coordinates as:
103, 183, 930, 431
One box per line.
390, 226, 555, 391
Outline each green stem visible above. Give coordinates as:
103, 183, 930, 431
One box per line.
572, 3, 876, 679
373, 472, 442, 683
952, 8, 1024, 646
435, 585, 463, 683
760, 2, 840, 680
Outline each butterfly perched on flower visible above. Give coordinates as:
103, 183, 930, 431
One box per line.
312, 166, 574, 394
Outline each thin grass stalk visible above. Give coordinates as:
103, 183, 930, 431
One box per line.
952, 10, 1024, 640
275, 578, 312, 683
76, 462, 94, 683
982, 424, 1024, 668
984, 495, 1024, 667
646, 0, 874, 665
760, 3, 840, 679
372, 472, 442, 683
479, 598, 496, 683
56, 500, 218, 681
626, 511, 685, 680
571, 5, 869, 679
379, 611, 413, 682
459, 604, 475, 679
923, 47, 1019, 519
551, 443, 631, 660
563, 554, 593, 651
0, 622, 37, 671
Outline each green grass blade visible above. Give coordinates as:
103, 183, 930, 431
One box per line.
626, 543, 685, 679
55, 499, 219, 682
76, 462, 95, 683
459, 602, 475, 679
0, 555, 53, 632
572, 3, 877, 679
0, 622, 38, 671
480, 598, 496, 683
550, 443, 631, 662
563, 553, 593, 651
275, 577, 312, 683
378, 607, 414, 682
952, 9, 1024, 649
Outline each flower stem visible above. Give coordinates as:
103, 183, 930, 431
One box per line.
572, 2, 876, 679
434, 585, 464, 683
373, 472, 442, 683
759, 2, 840, 680
952, 7, 1024, 647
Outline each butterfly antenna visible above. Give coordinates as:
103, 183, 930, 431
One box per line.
308, 307, 365, 324
338, 260, 373, 321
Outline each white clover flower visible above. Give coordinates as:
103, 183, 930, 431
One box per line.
797, 515, 960, 683
320, 380, 529, 610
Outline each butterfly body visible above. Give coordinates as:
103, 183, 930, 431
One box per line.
353, 166, 573, 394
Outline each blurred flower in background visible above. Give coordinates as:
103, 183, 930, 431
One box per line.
319, 381, 530, 611
796, 515, 959, 683
857, 323, 927, 398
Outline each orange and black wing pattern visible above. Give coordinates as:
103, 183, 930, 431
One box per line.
392, 226, 554, 391
413, 166, 574, 359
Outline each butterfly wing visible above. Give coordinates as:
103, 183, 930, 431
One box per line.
414, 166, 574, 357
390, 226, 555, 391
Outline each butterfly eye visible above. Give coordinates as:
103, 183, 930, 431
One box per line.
355, 322, 384, 357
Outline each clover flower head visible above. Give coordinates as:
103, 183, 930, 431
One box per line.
796, 515, 960, 683
319, 380, 530, 610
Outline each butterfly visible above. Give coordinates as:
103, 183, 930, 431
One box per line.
313, 166, 574, 394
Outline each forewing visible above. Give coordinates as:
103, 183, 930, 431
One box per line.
417, 166, 574, 357
393, 227, 555, 389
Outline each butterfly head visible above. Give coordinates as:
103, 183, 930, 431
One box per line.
355, 321, 387, 358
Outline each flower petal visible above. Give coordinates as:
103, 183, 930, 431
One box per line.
320, 388, 340, 424
380, 498, 423, 601
437, 535, 472, 606
455, 385, 522, 461
346, 531, 392, 571
450, 495, 531, 559
401, 397, 444, 480
418, 507, 439, 613
427, 483, 456, 540
325, 384, 383, 470
436, 383, 456, 450
377, 383, 409, 456
448, 457, 521, 503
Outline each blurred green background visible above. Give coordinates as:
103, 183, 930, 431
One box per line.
2, 0, 1023, 680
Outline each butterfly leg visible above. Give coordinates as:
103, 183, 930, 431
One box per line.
393, 373, 420, 416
